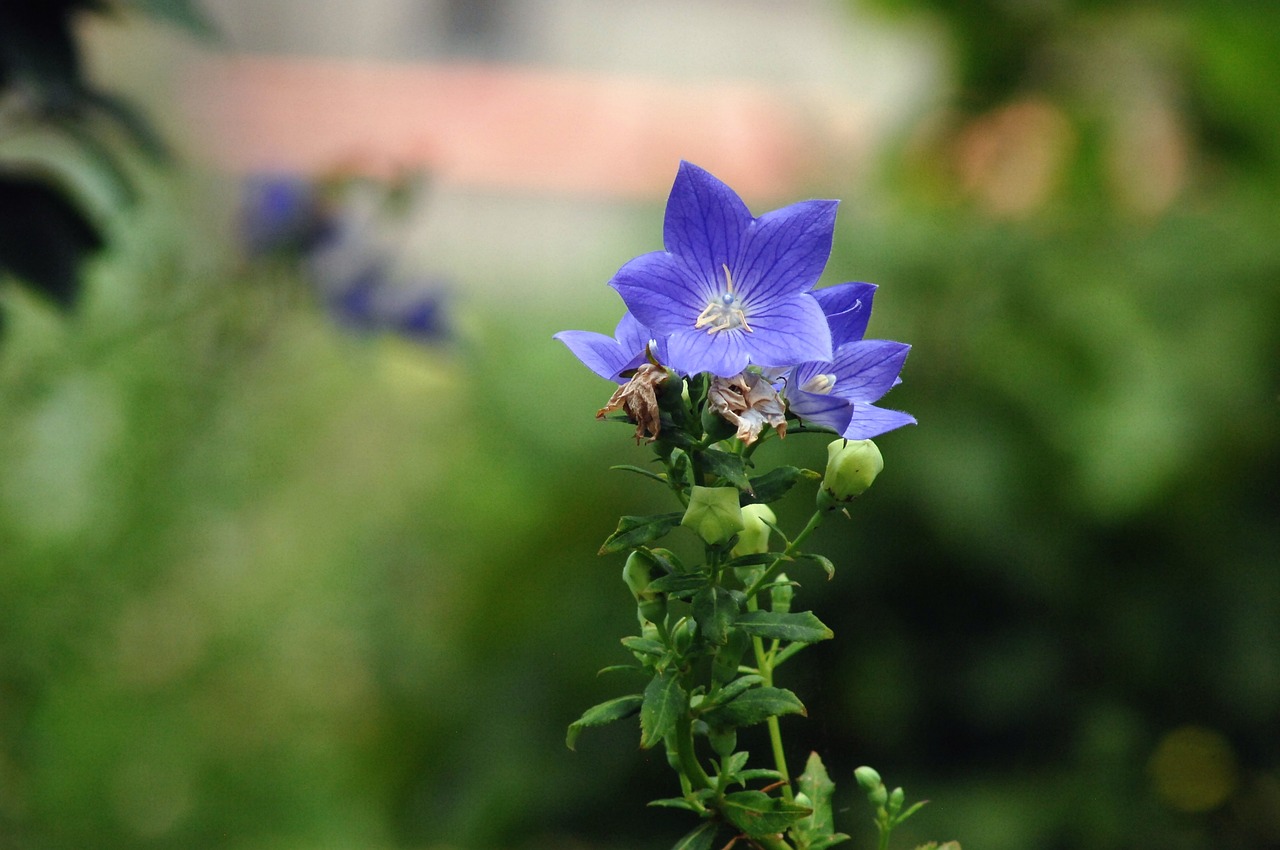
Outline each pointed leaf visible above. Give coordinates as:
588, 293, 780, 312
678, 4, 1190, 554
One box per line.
701, 674, 765, 710
648, 572, 710, 595
600, 512, 684, 555
669, 821, 719, 850
620, 636, 666, 657
744, 466, 820, 505
793, 552, 836, 580
697, 448, 753, 492
693, 585, 739, 646
701, 687, 806, 729
566, 694, 643, 750
611, 464, 669, 485
648, 797, 704, 812
720, 791, 813, 838
791, 752, 838, 848
641, 669, 687, 749
735, 611, 834, 644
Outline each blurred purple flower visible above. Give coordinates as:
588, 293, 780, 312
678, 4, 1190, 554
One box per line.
608, 161, 834, 377
239, 174, 335, 257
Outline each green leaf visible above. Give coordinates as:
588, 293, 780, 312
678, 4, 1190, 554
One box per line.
596, 664, 644, 677
599, 512, 684, 555
701, 687, 806, 729
611, 464, 668, 485
648, 797, 703, 812
701, 674, 764, 710
793, 552, 836, 580
648, 572, 710, 596
737, 768, 785, 783
620, 636, 666, 657
720, 790, 813, 838
697, 448, 753, 492
692, 585, 739, 646
744, 466, 819, 504
640, 669, 687, 749
565, 694, 643, 750
669, 821, 719, 850
717, 750, 751, 780
791, 752, 838, 848
735, 611, 834, 644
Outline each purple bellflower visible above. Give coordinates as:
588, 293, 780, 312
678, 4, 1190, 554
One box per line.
609, 161, 835, 378
784, 281, 916, 440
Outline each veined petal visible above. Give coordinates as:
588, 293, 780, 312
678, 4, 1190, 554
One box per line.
662, 161, 752, 291
842, 403, 917, 440
786, 388, 852, 434
814, 281, 877, 347
829, 340, 911, 402
739, 292, 833, 367
610, 251, 708, 334
734, 199, 838, 304
665, 328, 753, 378
554, 329, 634, 383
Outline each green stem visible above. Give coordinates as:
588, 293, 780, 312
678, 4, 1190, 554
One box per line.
743, 509, 826, 600
747, 594, 793, 803
675, 711, 712, 790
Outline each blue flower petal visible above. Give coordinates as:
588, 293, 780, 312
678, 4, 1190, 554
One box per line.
814, 282, 877, 347
786, 388, 853, 434
735, 199, 838, 304
829, 340, 911, 402
554, 329, 635, 383
842, 403, 917, 440
740, 292, 832, 367
610, 251, 706, 334
665, 327, 753, 378
662, 161, 752, 292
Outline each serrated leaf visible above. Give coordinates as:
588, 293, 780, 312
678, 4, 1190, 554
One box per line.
669, 821, 719, 850
692, 585, 738, 646
720, 790, 812, 838
620, 636, 666, 657
566, 694, 643, 750
640, 669, 687, 749
611, 464, 668, 485
701, 687, 806, 729
717, 750, 751, 779
744, 466, 820, 505
793, 552, 836, 580
735, 611, 834, 644
791, 752, 838, 848
599, 512, 684, 555
697, 448, 753, 492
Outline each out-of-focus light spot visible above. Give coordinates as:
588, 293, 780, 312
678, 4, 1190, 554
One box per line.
954, 97, 1075, 217
1148, 725, 1239, 812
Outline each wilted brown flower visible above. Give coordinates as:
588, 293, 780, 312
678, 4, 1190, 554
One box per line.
707, 372, 787, 445
596, 363, 669, 442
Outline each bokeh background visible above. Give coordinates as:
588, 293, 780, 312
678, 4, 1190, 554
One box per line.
2, 2, 1278, 849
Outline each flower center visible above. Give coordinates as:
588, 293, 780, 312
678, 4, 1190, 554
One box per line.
801, 373, 837, 395
694, 265, 753, 334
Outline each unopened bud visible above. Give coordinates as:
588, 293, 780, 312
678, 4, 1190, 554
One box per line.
731, 503, 776, 558
672, 616, 697, 654
623, 550, 666, 624
819, 439, 883, 509
681, 486, 744, 547
770, 572, 793, 613
854, 765, 883, 792
888, 786, 905, 814
708, 727, 737, 758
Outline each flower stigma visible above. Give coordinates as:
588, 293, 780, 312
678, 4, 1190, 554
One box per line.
694, 264, 753, 335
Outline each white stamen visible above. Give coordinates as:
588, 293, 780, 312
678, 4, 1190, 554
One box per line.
694, 264, 752, 334
801, 373, 837, 394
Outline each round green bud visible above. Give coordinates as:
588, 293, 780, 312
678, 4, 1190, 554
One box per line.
854, 765, 883, 792
681, 485, 745, 547
622, 550, 656, 600
731, 503, 776, 558
708, 726, 737, 758
819, 439, 883, 509
701, 402, 738, 443
888, 786, 905, 815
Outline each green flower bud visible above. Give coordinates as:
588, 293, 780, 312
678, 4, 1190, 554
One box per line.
819, 439, 883, 509
731, 503, 776, 558
681, 486, 744, 547
707, 726, 737, 758
888, 786, 905, 815
623, 551, 667, 624
770, 572, 793, 613
672, 616, 697, 655
854, 765, 883, 792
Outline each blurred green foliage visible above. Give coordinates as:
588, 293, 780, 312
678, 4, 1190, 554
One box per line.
2, 2, 1279, 850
